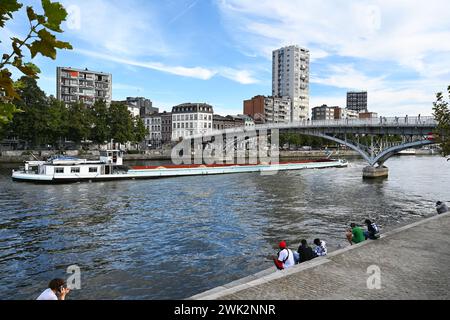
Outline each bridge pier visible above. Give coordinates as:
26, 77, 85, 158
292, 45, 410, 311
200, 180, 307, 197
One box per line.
363, 165, 389, 179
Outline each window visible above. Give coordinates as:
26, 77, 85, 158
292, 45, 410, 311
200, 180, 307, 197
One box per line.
89, 167, 98, 173
55, 167, 64, 174
71, 167, 80, 173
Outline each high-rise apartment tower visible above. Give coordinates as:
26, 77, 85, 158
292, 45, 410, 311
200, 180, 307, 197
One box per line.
272, 45, 310, 122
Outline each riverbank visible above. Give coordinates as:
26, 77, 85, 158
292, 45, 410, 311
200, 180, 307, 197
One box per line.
0, 149, 437, 163
190, 211, 450, 300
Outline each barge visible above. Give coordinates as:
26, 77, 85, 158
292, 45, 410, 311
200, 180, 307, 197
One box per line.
12, 150, 348, 184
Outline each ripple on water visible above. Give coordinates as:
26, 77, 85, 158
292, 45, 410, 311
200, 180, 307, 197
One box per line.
0, 156, 449, 299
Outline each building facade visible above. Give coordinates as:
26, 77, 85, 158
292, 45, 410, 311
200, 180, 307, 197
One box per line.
347, 91, 368, 113
143, 113, 162, 148
213, 115, 246, 131
243, 95, 291, 124
161, 112, 172, 144
359, 112, 378, 119
312, 105, 336, 121
56, 67, 112, 107
123, 97, 158, 117
333, 107, 359, 120
272, 45, 310, 122
172, 103, 214, 141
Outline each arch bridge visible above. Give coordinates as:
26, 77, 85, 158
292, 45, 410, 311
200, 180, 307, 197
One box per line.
189, 116, 439, 178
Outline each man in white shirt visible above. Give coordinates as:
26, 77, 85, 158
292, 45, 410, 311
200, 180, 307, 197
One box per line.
276, 241, 296, 270
36, 279, 70, 300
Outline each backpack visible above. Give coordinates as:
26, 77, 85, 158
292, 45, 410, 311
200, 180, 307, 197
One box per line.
372, 223, 380, 234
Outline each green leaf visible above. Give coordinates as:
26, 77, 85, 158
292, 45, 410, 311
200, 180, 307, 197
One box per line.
11, 37, 24, 58
13, 58, 40, 78
0, 0, 22, 27
26, 6, 37, 22
41, 0, 68, 32
29, 28, 72, 59
0, 102, 22, 125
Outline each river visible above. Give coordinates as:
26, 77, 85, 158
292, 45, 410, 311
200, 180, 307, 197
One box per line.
0, 156, 449, 300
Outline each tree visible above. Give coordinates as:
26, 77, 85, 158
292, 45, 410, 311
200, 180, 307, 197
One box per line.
132, 116, 148, 145
433, 86, 450, 158
8, 76, 49, 147
90, 100, 110, 146
0, 0, 72, 128
66, 102, 92, 144
47, 97, 68, 147
109, 103, 134, 144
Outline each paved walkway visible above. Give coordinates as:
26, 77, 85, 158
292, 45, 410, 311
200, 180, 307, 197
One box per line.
191, 212, 450, 300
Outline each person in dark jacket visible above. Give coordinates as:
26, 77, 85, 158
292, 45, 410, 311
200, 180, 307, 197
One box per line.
364, 219, 380, 240
297, 239, 317, 263
436, 201, 449, 215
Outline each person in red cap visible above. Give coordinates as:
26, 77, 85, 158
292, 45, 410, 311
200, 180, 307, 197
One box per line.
273, 240, 296, 270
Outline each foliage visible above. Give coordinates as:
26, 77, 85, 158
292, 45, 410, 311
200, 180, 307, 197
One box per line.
433, 86, 450, 158
0, 0, 72, 128
4, 78, 147, 148
280, 132, 335, 149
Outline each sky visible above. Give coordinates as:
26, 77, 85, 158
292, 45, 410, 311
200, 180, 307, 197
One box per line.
2, 0, 450, 117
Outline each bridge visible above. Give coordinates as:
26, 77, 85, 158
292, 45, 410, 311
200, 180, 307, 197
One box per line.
185, 116, 439, 178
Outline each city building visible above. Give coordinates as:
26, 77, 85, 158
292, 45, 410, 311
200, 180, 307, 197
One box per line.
143, 113, 162, 148
272, 45, 310, 122
235, 114, 255, 128
347, 91, 368, 113
143, 111, 173, 148
243, 95, 291, 124
333, 107, 359, 120
172, 103, 214, 141
312, 105, 337, 121
359, 112, 378, 119
213, 115, 245, 131
56, 67, 112, 107
161, 112, 173, 144
126, 97, 158, 117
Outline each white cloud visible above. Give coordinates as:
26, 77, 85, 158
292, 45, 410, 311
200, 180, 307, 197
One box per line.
217, 0, 450, 69
76, 49, 259, 84
311, 64, 386, 91
61, 0, 170, 58
219, 67, 259, 84
217, 0, 450, 115
76, 49, 217, 80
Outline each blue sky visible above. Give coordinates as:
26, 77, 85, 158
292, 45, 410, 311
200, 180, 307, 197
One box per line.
2, 0, 450, 116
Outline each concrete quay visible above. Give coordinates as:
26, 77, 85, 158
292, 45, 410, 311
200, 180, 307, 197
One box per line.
191, 212, 450, 300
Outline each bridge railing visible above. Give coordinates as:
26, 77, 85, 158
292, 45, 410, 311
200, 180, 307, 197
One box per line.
266, 116, 437, 129
192, 116, 437, 141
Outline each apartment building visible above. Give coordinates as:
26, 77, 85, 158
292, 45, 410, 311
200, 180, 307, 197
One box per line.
56, 67, 112, 107
272, 45, 310, 122
244, 95, 291, 124
347, 91, 368, 113
172, 103, 214, 141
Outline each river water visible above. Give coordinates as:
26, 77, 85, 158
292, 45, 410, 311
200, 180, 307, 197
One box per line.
0, 156, 449, 300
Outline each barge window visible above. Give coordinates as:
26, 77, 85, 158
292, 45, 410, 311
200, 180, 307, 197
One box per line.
89, 167, 98, 173
71, 167, 80, 173
55, 167, 64, 174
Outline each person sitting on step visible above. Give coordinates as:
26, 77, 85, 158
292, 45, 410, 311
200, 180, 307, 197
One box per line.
364, 219, 380, 240
297, 239, 317, 263
313, 238, 328, 256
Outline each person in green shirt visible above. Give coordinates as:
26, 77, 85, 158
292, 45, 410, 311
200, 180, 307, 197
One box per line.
346, 223, 366, 245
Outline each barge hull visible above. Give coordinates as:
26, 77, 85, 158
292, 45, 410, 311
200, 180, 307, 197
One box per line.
12, 160, 348, 184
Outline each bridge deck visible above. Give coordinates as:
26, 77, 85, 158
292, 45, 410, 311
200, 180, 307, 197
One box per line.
191, 212, 450, 300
